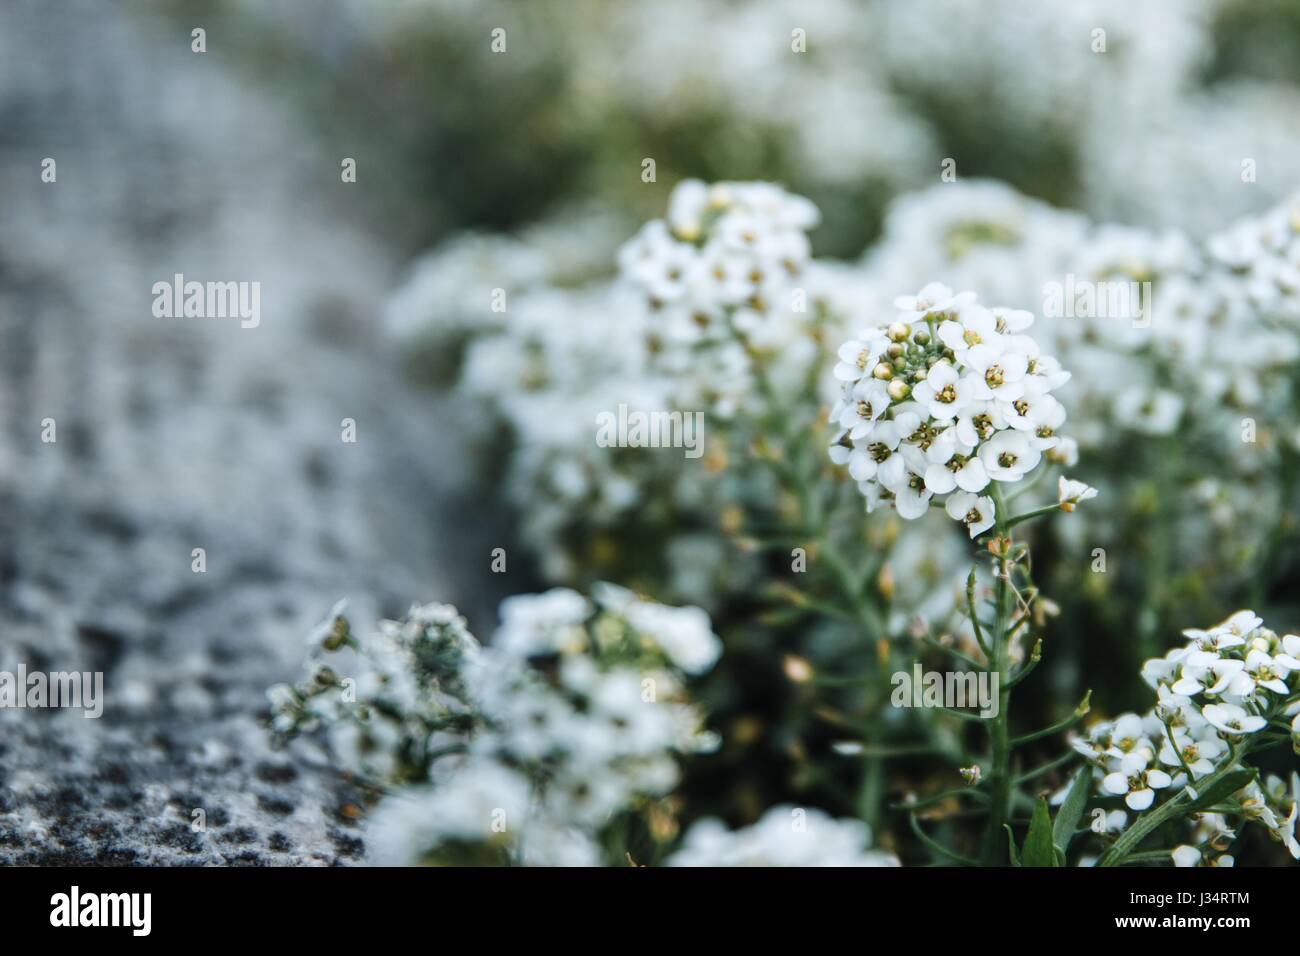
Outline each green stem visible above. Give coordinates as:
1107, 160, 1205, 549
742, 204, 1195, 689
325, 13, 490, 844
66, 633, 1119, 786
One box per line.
1008, 691, 1090, 748
910, 813, 979, 866
893, 787, 990, 812
1005, 503, 1063, 529
982, 484, 1014, 864
1015, 751, 1079, 786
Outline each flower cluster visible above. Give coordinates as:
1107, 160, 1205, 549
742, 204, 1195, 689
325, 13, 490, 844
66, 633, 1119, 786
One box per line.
618, 179, 821, 411
618, 179, 819, 352
666, 805, 898, 867
828, 283, 1072, 534
1073, 610, 1300, 861
1141, 610, 1300, 744
270, 587, 720, 866
268, 599, 480, 784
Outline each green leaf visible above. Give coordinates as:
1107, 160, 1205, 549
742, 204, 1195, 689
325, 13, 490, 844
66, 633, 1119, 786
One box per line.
1185, 770, 1255, 813
1022, 798, 1059, 867
1004, 825, 1021, 866
1052, 766, 1091, 855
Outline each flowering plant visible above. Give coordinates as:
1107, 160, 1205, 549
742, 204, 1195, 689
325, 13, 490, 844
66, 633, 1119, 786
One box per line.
268, 176, 1300, 866
1078, 610, 1300, 867
271, 587, 837, 865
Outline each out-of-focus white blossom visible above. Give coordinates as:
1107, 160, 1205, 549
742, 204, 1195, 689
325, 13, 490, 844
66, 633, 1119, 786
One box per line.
667, 805, 899, 867
272, 587, 719, 866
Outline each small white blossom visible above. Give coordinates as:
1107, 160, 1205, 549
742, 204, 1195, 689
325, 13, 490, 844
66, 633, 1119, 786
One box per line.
1103, 752, 1173, 811
945, 492, 996, 538
668, 806, 899, 867
1202, 702, 1267, 736
1057, 477, 1098, 511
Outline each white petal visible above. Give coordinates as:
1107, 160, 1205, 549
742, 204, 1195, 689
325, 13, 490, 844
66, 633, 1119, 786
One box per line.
1102, 772, 1128, 796
1126, 788, 1155, 811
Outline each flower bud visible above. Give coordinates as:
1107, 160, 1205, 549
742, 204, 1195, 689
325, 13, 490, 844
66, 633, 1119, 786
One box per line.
872, 362, 893, 381
887, 322, 910, 342
877, 564, 896, 600
782, 655, 813, 684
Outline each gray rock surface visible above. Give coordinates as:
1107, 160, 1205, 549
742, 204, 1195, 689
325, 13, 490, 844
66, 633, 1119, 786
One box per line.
0, 0, 489, 864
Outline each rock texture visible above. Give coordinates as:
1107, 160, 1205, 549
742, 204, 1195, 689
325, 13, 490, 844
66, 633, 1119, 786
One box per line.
0, 0, 489, 864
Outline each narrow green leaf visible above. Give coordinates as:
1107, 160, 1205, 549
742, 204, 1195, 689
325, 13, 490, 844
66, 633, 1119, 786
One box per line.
1022, 797, 1059, 867
1185, 770, 1254, 812
1004, 825, 1021, 866
1052, 766, 1091, 855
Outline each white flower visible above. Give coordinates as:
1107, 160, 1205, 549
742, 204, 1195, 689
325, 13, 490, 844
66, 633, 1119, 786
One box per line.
893, 472, 933, 520
1104, 713, 1157, 763
307, 598, 350, 648
1182, 622, 1248, 654
936, 303, 1000, 360
978, 430, 1041, 482
965, 340, 1029, 402
945, 492, 996, 538
1170, 657, 1247, 697
365, 761, 533, 865
1058, 477, 1098, 511
1157, 728, 1224, 777
837, 379, 891, 439
955, 401, 1003, 446
1216, 610, 1264, 640
1046, 436, 1079, 467
666, 179, 709, 238
923, 434, 990, 494
1171, 844, 1202, 867
1275, 634, 1300, 671
1103, 753, 1173, 811
1276, 802, 1300, 860
834, 330, 889, 383
894, 282, 974, 324
1000, 377, 1056, 433
1242, 649, 1293, 695
622, 598, 722, 675
618, 221, 696, 303
1021, 394, 1067, 450
989, 306, 1034, 335
1113, 386, 1184, 435
1201, 702, 1267, 736
1097, 809, 1129, 834
495, 588, 593, 658
911, 363, 973, 421
847, 414, 916, 482
668, 806, 899, 867
1171, 845, 1233, 867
